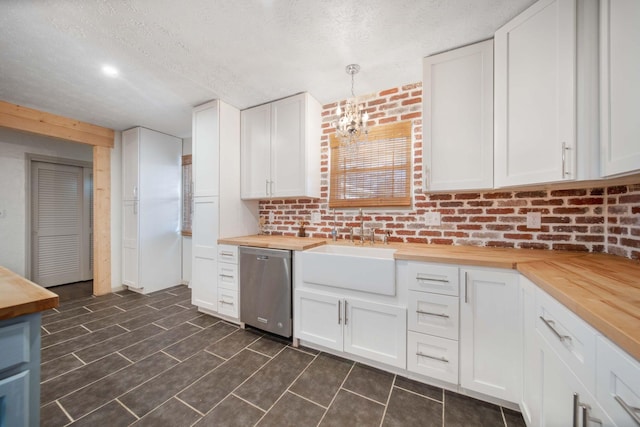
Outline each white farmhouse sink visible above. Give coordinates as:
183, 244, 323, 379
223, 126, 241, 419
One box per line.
301, 245, 396, 295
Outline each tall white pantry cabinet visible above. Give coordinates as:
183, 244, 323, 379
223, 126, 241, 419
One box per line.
122, 127, 182, 294
191, 100, 258, 316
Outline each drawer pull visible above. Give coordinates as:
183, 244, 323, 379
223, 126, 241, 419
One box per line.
615, 395, 640, 425
219, 274, 235, 279
220, 251, 235, 257
219, 300, 234, 305
416, 309, 449, 319
416, 275, 449, 283
540, 316, 572, 343
338, 300, 341, 325
416, 352, 449, 363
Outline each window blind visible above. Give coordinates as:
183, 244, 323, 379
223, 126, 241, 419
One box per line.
329, 121, 412, 208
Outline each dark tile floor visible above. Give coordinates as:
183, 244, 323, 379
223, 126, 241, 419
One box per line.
41, 284, 526, 427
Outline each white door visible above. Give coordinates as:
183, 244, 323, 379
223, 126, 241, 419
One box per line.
600, 0, 640, 177
344, 298, 407, 369
494, 0, 576, 187
191, 196, 219, 312
271, 93, 305, 198
294, 289, 343, 351
460, 268, 521, 403
31, 162, 88, 287
240, 104, 271, 199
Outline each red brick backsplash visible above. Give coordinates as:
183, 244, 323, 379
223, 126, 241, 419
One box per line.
259, 83, 640, 261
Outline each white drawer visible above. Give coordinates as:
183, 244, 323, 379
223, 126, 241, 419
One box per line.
596, 336, 640, 427
0, 321, 30, 372
217, 288, 239, 319
535, 288, 597, 392
407, 331, 459, 384
217, 262, 238, 291
408, 291, 459, 340
218, 244, 238, 264
407, 262, 459, 296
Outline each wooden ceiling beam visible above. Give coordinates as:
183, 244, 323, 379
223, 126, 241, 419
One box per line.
0, 100, 114, 148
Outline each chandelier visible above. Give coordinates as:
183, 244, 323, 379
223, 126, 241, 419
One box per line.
334, 64, 369, 144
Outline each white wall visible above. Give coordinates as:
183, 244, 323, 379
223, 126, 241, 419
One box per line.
0, 128, 93, 277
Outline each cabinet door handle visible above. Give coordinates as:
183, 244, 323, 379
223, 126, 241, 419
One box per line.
416, 275, 449, 283
464, 271, 469, 303
580, 403, 602, 427
344, 300, 348, 325
133, 201, 137, 215
615, 395, 640, 425
540, 316, 572, 343
265, 179, 270, 196
416, 352, 449, 363
219, 274, 234, 279
220, 251, 235, 257
337, 300, 341, 325
573, 393, 580, 427
416, 309, 449, 319
562, 142, 570, 178
270, 180, 274, 195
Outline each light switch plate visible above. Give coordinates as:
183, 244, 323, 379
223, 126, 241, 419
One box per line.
526, 212, 541, 229
269, 211, 275, 223
311, 212, 321, 224
424, 211, 441, 226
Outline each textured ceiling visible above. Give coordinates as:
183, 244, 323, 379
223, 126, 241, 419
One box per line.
0, 0, 536, 138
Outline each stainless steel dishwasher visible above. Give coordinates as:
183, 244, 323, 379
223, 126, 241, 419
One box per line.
239, 246, 292, 338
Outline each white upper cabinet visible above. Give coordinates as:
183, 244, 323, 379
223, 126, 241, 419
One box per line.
494, 0, 600, 187
192, 102, 220, 197
241, 92, 321, 200
423, 39, 494, 192
122, 128, 140, 201
600, 0, 640, 177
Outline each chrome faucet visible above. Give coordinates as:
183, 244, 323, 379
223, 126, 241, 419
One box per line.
359, 208, 364, 244
331, 209, 338, 241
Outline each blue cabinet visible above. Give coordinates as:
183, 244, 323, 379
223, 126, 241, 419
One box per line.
0, 313, 41, 427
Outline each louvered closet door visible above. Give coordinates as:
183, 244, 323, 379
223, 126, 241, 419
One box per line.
32, 162, 84, 287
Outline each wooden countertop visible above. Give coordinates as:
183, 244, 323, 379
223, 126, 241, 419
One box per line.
219, 235, 639, 360
518, 254, 640, 360
0, 267, 59, 321
218, 235, 327, 251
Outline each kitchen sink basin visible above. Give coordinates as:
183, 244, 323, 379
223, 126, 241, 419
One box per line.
301, 244, 396, 295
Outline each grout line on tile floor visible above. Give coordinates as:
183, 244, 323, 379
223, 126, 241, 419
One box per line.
117, 398, 141, 421
160, 350, 182, 363
41, 325, 51, 334
202, 348, 228, 361
175, 396, 207, 417
55, 400, 73, 424
72, 352, 87, 366
340, 387, 386, 407
378, 374, 396, 427
116, 351, 136, 365
393, 384, 443, 404
230, 392, 267, 415
500, 407, 508, 427
288, 389, 329, 410
441, 389, 446, 427
316, 359, 356, 426
152, 322, 169, 331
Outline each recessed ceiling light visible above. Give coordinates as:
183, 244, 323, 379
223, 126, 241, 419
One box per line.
102, 65, 119, 77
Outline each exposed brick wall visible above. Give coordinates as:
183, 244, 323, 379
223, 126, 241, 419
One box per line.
259, 83, 640, 261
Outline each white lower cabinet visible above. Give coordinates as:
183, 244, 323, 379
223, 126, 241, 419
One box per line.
535, 330, 613, 427
596, 336, 640, 427
407, 331, 459, 384
294, 289, 406, 368
460, 268, 521, 403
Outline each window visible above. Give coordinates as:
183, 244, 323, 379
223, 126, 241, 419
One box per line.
329, 121, 412, 208
181, 155, 193, 235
